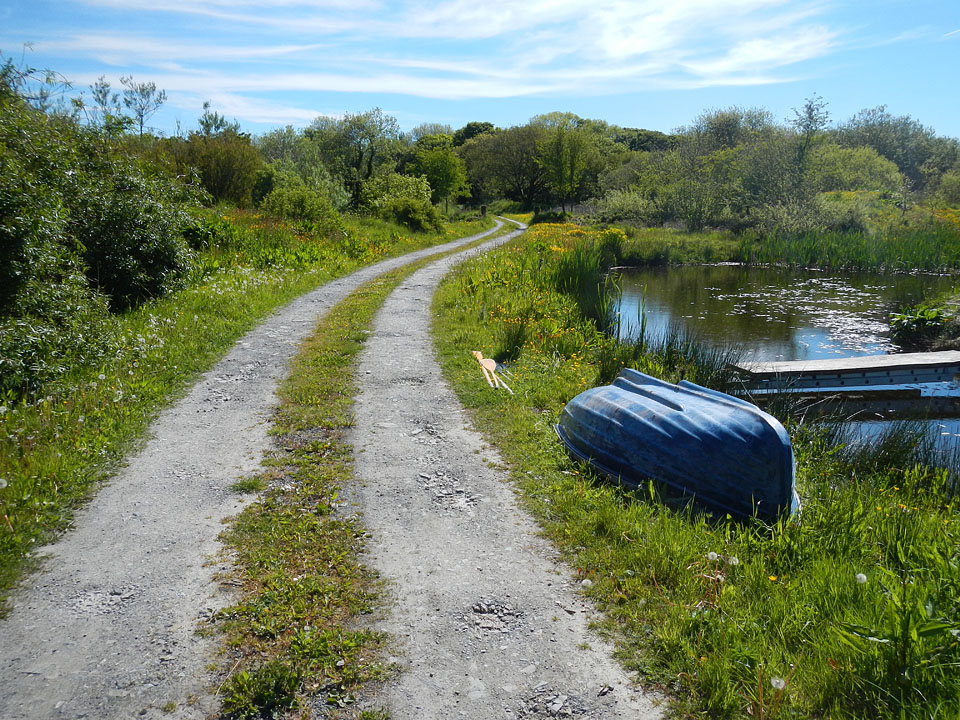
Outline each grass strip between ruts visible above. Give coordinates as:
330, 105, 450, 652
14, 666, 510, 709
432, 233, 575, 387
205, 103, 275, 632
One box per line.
0, 215, 495, 606
211, 224, 518, 719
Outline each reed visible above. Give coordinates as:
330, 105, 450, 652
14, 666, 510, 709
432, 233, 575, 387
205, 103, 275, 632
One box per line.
433, 222, 960, 719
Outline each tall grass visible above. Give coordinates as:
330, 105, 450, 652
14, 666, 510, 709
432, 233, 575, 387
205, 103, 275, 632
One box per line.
432, 222, 960, 719
739, 225, 960, 273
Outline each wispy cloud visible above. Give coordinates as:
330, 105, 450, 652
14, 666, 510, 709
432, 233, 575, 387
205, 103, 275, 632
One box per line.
9, 0, 864, 127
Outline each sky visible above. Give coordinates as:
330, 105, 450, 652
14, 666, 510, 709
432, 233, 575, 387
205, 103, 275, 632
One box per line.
3, 0, 959, 139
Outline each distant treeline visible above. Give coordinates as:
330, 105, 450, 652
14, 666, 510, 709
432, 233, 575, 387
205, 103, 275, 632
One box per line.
4, 53, 960, 397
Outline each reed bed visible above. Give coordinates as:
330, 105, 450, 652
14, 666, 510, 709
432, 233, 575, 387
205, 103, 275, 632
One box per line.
433, 222, 960, 719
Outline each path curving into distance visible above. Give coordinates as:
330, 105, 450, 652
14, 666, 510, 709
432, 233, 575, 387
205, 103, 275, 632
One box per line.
0, 221, 507, 720
350, 229, 664, 718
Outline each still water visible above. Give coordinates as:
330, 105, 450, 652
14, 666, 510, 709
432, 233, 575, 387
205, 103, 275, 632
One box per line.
614, 265, 959, 463
614, 265, 955, 362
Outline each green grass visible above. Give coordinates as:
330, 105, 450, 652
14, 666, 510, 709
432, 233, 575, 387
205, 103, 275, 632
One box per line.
0, 211, 495, 607
215, 267, 411, 718
739, 225, 960, 273
212, 221, 517, 718
432, 223, 960, 719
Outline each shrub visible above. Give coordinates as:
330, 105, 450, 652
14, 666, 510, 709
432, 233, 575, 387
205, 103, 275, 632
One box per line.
359, 172, 432, 211
379, 195, 443, 232
262, 184, 340, 225
72, 164, 194, 310
890, 304, 945, 349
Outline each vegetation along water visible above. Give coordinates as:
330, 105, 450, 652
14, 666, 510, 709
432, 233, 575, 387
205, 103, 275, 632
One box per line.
4, 52, 960, 718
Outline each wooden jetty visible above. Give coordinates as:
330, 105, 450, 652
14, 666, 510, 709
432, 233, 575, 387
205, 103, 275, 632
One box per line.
734, 351, 960, 417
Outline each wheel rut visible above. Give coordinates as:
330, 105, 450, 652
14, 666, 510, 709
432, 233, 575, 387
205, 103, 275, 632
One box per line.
0, 223, 504, 720
350, 229, 664, 718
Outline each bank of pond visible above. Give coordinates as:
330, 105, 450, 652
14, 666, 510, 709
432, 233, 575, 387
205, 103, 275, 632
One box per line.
433, 221, 960, 719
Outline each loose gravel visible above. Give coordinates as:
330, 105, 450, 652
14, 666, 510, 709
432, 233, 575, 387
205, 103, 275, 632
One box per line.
0, 223, 503, 720
349, 235, 664, 719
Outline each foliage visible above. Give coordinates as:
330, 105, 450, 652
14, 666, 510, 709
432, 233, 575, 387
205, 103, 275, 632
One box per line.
410, 133, 470, 209
259, 172, 344, 232
72, 161, 195, 309
306, 108, 400, 206
452, 120, 495, 146
889, 304, 946, 349
433, 223, 960, 720
0, 62, 197, 398
168, 120, 263, 206
379, 195, 444, 232
119, 75, 166, 137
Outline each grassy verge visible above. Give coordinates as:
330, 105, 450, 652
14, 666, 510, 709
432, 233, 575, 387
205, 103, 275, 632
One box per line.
0, 212, 494, 605
433, 222, 960, 719
211, 222, 518, 719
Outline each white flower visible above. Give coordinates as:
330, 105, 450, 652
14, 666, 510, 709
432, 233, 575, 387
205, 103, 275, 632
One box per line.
770, 676, 786, 691
856, 573, 868, 584
707, 552, 719, 562
726, 556, 740, 567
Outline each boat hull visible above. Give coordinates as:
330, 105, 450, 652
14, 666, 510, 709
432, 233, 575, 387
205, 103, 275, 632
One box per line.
555, 369, 798, 522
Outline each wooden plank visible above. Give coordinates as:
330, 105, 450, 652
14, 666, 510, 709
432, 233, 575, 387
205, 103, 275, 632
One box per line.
738, 351, 960, 378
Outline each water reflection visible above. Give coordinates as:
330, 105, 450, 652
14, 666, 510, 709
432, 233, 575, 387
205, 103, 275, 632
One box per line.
614, 265, 959, 468
615, 265, 953, 362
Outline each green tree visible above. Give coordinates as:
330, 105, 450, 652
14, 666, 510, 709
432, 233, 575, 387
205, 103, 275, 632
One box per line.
306, 108, 400, 206
411, 134, 470, 211
120, 75, 166, 137
453, 121, 495, 147
536, 116, 598, 212
837, 106, 960, 191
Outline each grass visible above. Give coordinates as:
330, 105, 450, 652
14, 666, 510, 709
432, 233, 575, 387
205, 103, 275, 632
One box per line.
432, 222, 960, 719
214, 267, 409, 719
0, 210, 495, 607
211, 221, 518, 718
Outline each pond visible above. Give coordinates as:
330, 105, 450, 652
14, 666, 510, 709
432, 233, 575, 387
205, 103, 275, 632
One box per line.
614, 265, 955, 362
614, 264, 959, 466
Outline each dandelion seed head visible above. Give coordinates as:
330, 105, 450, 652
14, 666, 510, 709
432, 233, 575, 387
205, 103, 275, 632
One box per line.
98, 374, 106, 381
771, 677, 786, 691
856, 573, 868, 584
707, 552, 718, 561
0, 478, 7, 490
726, 556, 740, 566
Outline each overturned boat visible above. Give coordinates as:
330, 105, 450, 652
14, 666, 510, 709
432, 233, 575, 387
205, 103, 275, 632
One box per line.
555, 369, 798, 522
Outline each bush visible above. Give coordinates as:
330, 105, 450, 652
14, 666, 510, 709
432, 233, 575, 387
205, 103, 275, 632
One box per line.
379, 195, 443, 232
0, 60, 199, 397
589, 189, 655, 225
261, 183, 341, 227
359, 172, 432, 211
73, 165, 194, 310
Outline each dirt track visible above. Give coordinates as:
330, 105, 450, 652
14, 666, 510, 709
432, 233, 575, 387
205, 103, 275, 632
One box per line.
349, 230, 663, 719
0, 223, 504, 720
0, 219, 663, 719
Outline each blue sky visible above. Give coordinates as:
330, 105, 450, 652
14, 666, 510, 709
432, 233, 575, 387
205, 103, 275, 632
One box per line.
3, 0, 958, 138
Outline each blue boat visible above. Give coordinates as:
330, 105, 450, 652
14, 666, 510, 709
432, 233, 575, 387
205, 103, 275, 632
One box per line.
555, 369, 799, 522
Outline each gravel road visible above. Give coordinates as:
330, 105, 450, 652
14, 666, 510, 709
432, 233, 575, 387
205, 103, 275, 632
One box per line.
0, 222, 505, 720
350, 234, 664, 718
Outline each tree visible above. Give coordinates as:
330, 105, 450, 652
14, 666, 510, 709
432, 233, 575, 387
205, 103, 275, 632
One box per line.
120, 76, 166, 137
411, 134, 469, 211
82, 76, 130, 133
307, 108, 400, 206
408, 122, 452, 142
837, 106, 960, 191
453, 121, 495, 147
536, 117, 598, 212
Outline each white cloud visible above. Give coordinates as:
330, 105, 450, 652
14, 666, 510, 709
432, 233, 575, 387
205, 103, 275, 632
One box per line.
32, 0, 848, 111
